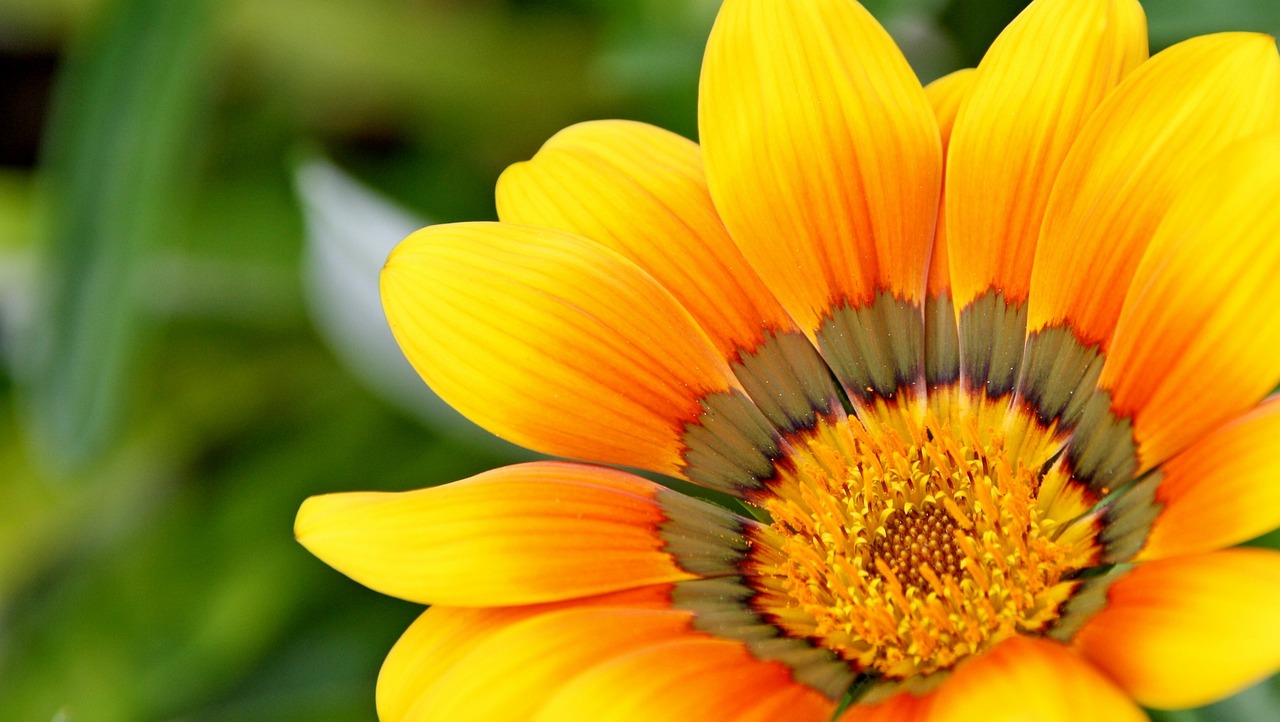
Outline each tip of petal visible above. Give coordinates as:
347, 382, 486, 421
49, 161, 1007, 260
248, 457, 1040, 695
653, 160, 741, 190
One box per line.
293, 491, 369, 560
1185, 31, 1280, 70
1217, 30, 1278, 49
379, 231, 422, 295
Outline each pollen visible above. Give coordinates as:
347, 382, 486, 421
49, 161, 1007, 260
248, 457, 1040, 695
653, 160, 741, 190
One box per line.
745, 410, 1100, 679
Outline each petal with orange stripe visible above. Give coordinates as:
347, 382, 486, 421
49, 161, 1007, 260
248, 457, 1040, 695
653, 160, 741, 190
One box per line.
378, 607, 540, 722
946, 0, 1146, 396
381, 221, 779, 493
1028, 33, 1280, 350
1073, 549, 1280, 710
531, 637, 835, 722
1068, 134, 1280, 489
931, 636, 1145, 722
497, 120, 793, 358
1012, 36, 1280, 474
837, 689, 935, 722
1139, 396, 1280, 560
923, 68, 975, 405
1018, 33, 1280, 439
699, 0, 940, 403
377, 586, 677, 722
923, 68, 973, 305
294, 462, 752, 606
734, 684, 841, 722
496, 120, 843, 433
394, 608, 696, 722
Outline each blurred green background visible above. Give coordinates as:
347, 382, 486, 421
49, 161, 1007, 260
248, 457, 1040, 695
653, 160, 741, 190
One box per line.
0, 0, 1276, 720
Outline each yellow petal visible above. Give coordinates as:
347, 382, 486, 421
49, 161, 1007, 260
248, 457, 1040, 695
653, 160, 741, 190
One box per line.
924, 68, 973, 148
531, 637, 835, 722
1073, 549, 1280, 709
932, 636, 1145, 722
381, 221, 741, 479
399, 608, 695, 722
496, 119, 795, 357
923, 68, 974, 301
947, 0, 1148, 310
378, 586, 677, 722
923, 68, 975, 400
1095, 133, 1280, 472
946, 0, 1145, 400
699, 0, 941, 332
1029, 33, 1280, 349
1139, 396, 1280, 560
295, 462, 699, 606
378, 607, 538, 722
496, 120, 846, 435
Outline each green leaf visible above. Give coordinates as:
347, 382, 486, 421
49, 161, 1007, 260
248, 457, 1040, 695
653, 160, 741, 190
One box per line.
18, 0, 215, 473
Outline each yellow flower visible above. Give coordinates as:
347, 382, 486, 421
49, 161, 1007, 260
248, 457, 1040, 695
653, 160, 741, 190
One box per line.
296, 0, 1280, 719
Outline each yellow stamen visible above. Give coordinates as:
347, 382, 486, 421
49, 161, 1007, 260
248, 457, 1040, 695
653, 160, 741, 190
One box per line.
747, 408, 1099, 678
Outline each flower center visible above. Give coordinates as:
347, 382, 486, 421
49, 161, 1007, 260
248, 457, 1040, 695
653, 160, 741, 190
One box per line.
744, 410, 1100, 679
866, 504, 964, 589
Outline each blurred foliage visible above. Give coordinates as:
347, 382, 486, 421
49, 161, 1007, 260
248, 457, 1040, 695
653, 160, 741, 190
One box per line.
21, 0, 215, 473
0, 0, 1274, 720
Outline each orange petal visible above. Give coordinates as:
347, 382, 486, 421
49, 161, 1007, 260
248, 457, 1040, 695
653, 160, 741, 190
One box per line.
1095, 134, 1280, 472
734, 683, 841, 722
381, 221, 741, 478
1140, 396, 1280, 560
495, 120, 845, 435
532, 637, 834, 722
295, 462, 709, 606
496, 119, 795, 356
924, 67, 972, 150
923, 68, 974, 300
378, 607, 538, 722
923, 68, 975, 398
932, 636, 1145, 722
699, 0, 941, 331
378, 586, 676, 722
1073, 549, 1280, 709
396, 608, 695, 722
838, 689, 935, 722
947, 0, 1147, 311
1028, 33, 1280, 349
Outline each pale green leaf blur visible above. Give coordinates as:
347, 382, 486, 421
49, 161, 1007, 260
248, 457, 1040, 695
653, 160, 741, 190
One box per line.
0, 0, 1274, 720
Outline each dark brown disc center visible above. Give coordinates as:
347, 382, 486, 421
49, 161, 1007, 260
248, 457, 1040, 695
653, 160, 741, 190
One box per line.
867, 504, 964, 589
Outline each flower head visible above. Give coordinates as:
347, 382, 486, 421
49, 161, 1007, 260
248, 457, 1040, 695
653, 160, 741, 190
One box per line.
296, 0, 1280, 719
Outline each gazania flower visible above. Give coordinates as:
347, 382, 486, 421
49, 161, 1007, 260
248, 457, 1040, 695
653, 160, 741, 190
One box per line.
295, 0, 1280, 718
